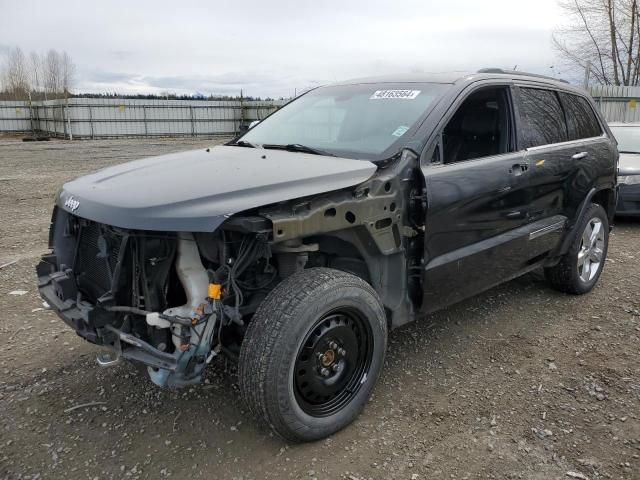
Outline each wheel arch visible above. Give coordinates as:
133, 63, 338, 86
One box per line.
592, 187, 617, 225
556, 186, 615, 258
307, 229, 414, 329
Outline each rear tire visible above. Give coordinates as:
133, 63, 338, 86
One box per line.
238, 268, 387, 442
545, 203, 609, 294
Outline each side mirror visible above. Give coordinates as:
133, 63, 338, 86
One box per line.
249, 120, 260, 129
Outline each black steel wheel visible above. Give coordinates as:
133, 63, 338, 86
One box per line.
239, 268, 387, 442
294, 309, 373, 417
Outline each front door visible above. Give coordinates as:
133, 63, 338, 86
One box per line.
420, 86, 532, 313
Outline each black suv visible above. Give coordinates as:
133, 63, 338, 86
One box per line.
37, 69, 617, 442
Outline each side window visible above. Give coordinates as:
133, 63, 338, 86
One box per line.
442, 87, 512, 164
558, 92, 603, 140
518, 88, 568, 148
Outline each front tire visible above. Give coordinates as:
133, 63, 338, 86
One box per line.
238, 268, 387, 442
545, 203, 609, 294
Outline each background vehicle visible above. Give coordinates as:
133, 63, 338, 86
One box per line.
37, 69, 617, 442
609, 122, 640, 216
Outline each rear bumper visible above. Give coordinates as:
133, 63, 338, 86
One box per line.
616, 183, 640, 216
37, 254, 178, 371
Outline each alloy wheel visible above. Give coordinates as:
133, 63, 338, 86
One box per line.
577, 217, 605, 283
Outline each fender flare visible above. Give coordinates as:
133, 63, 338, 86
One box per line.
556, 186, 614, 257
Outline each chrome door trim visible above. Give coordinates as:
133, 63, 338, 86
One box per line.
529, 219, 566, 240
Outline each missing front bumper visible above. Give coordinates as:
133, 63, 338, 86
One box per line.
37, 256, 178, 372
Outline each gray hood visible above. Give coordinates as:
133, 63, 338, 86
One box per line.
619, 152, 640, 175
58, 145, 377, 232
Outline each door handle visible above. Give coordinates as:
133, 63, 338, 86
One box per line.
505, 210, 528, 219
572, 151, 588, 160
509, 163, 529, 176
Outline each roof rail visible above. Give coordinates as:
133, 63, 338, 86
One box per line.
477, 68, 569, 84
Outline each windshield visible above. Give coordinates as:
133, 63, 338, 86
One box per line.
610, 125, 640, 153
239, 82, 450, 160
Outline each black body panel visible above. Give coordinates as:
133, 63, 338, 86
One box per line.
617, 153, 640, 216
421, 151, 533, 311
617, 184, 640, 216
56, 146, 376, 232
524, 137, 617, 223
416, 76, 616, 314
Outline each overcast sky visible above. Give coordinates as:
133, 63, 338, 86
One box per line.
0, 0, 566, 98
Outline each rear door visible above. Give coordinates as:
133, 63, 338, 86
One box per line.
518, 87, 604, 226
556, 91, 608, 214
420, 85, 533, 312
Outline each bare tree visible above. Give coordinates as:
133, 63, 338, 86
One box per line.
554, 0, 640, 85
0, 47, 75, 99
29, 51, 43, 97
44, 49, 62, 96
1, 47, 30, 99
60, 51, 75, 98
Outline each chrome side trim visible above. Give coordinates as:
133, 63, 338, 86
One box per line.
529, 220, 565, 240
525, 134, 607, 153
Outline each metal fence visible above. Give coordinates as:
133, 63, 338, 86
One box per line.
0, 98, 287, 138
589, 85, 640, 123
4, 86, 638, 139
0, 101, 32, 133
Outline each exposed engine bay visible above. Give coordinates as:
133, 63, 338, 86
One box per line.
37, 150, 424, 387
38, 212, 282, 387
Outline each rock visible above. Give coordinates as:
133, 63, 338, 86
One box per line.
566, 471, 589, 480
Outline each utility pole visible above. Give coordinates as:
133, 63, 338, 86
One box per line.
240, 88, 245, 134
27, 90, 36, 139
583, 60, 592, 88
65, 91, 72, 141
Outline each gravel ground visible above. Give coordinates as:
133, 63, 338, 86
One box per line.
0, 136, 639, 480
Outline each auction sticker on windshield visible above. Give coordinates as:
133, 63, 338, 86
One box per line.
370, 90, 421, 100
392, 126, 409, 137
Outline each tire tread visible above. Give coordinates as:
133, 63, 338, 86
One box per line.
238, 267, 386, 442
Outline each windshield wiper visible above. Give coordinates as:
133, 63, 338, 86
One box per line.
262, 143, 336, 157
230, 140, 257, 148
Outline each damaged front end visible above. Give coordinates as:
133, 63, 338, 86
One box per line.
36, 143, 426, 391
37, 207, 274, 388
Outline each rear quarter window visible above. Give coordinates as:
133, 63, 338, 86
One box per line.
558, 92, 602, 140
518, 87, 568, 148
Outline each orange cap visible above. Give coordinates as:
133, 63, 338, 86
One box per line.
208, 283, 222, 300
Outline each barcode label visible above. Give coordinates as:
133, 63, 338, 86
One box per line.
370, 90, 421, 100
